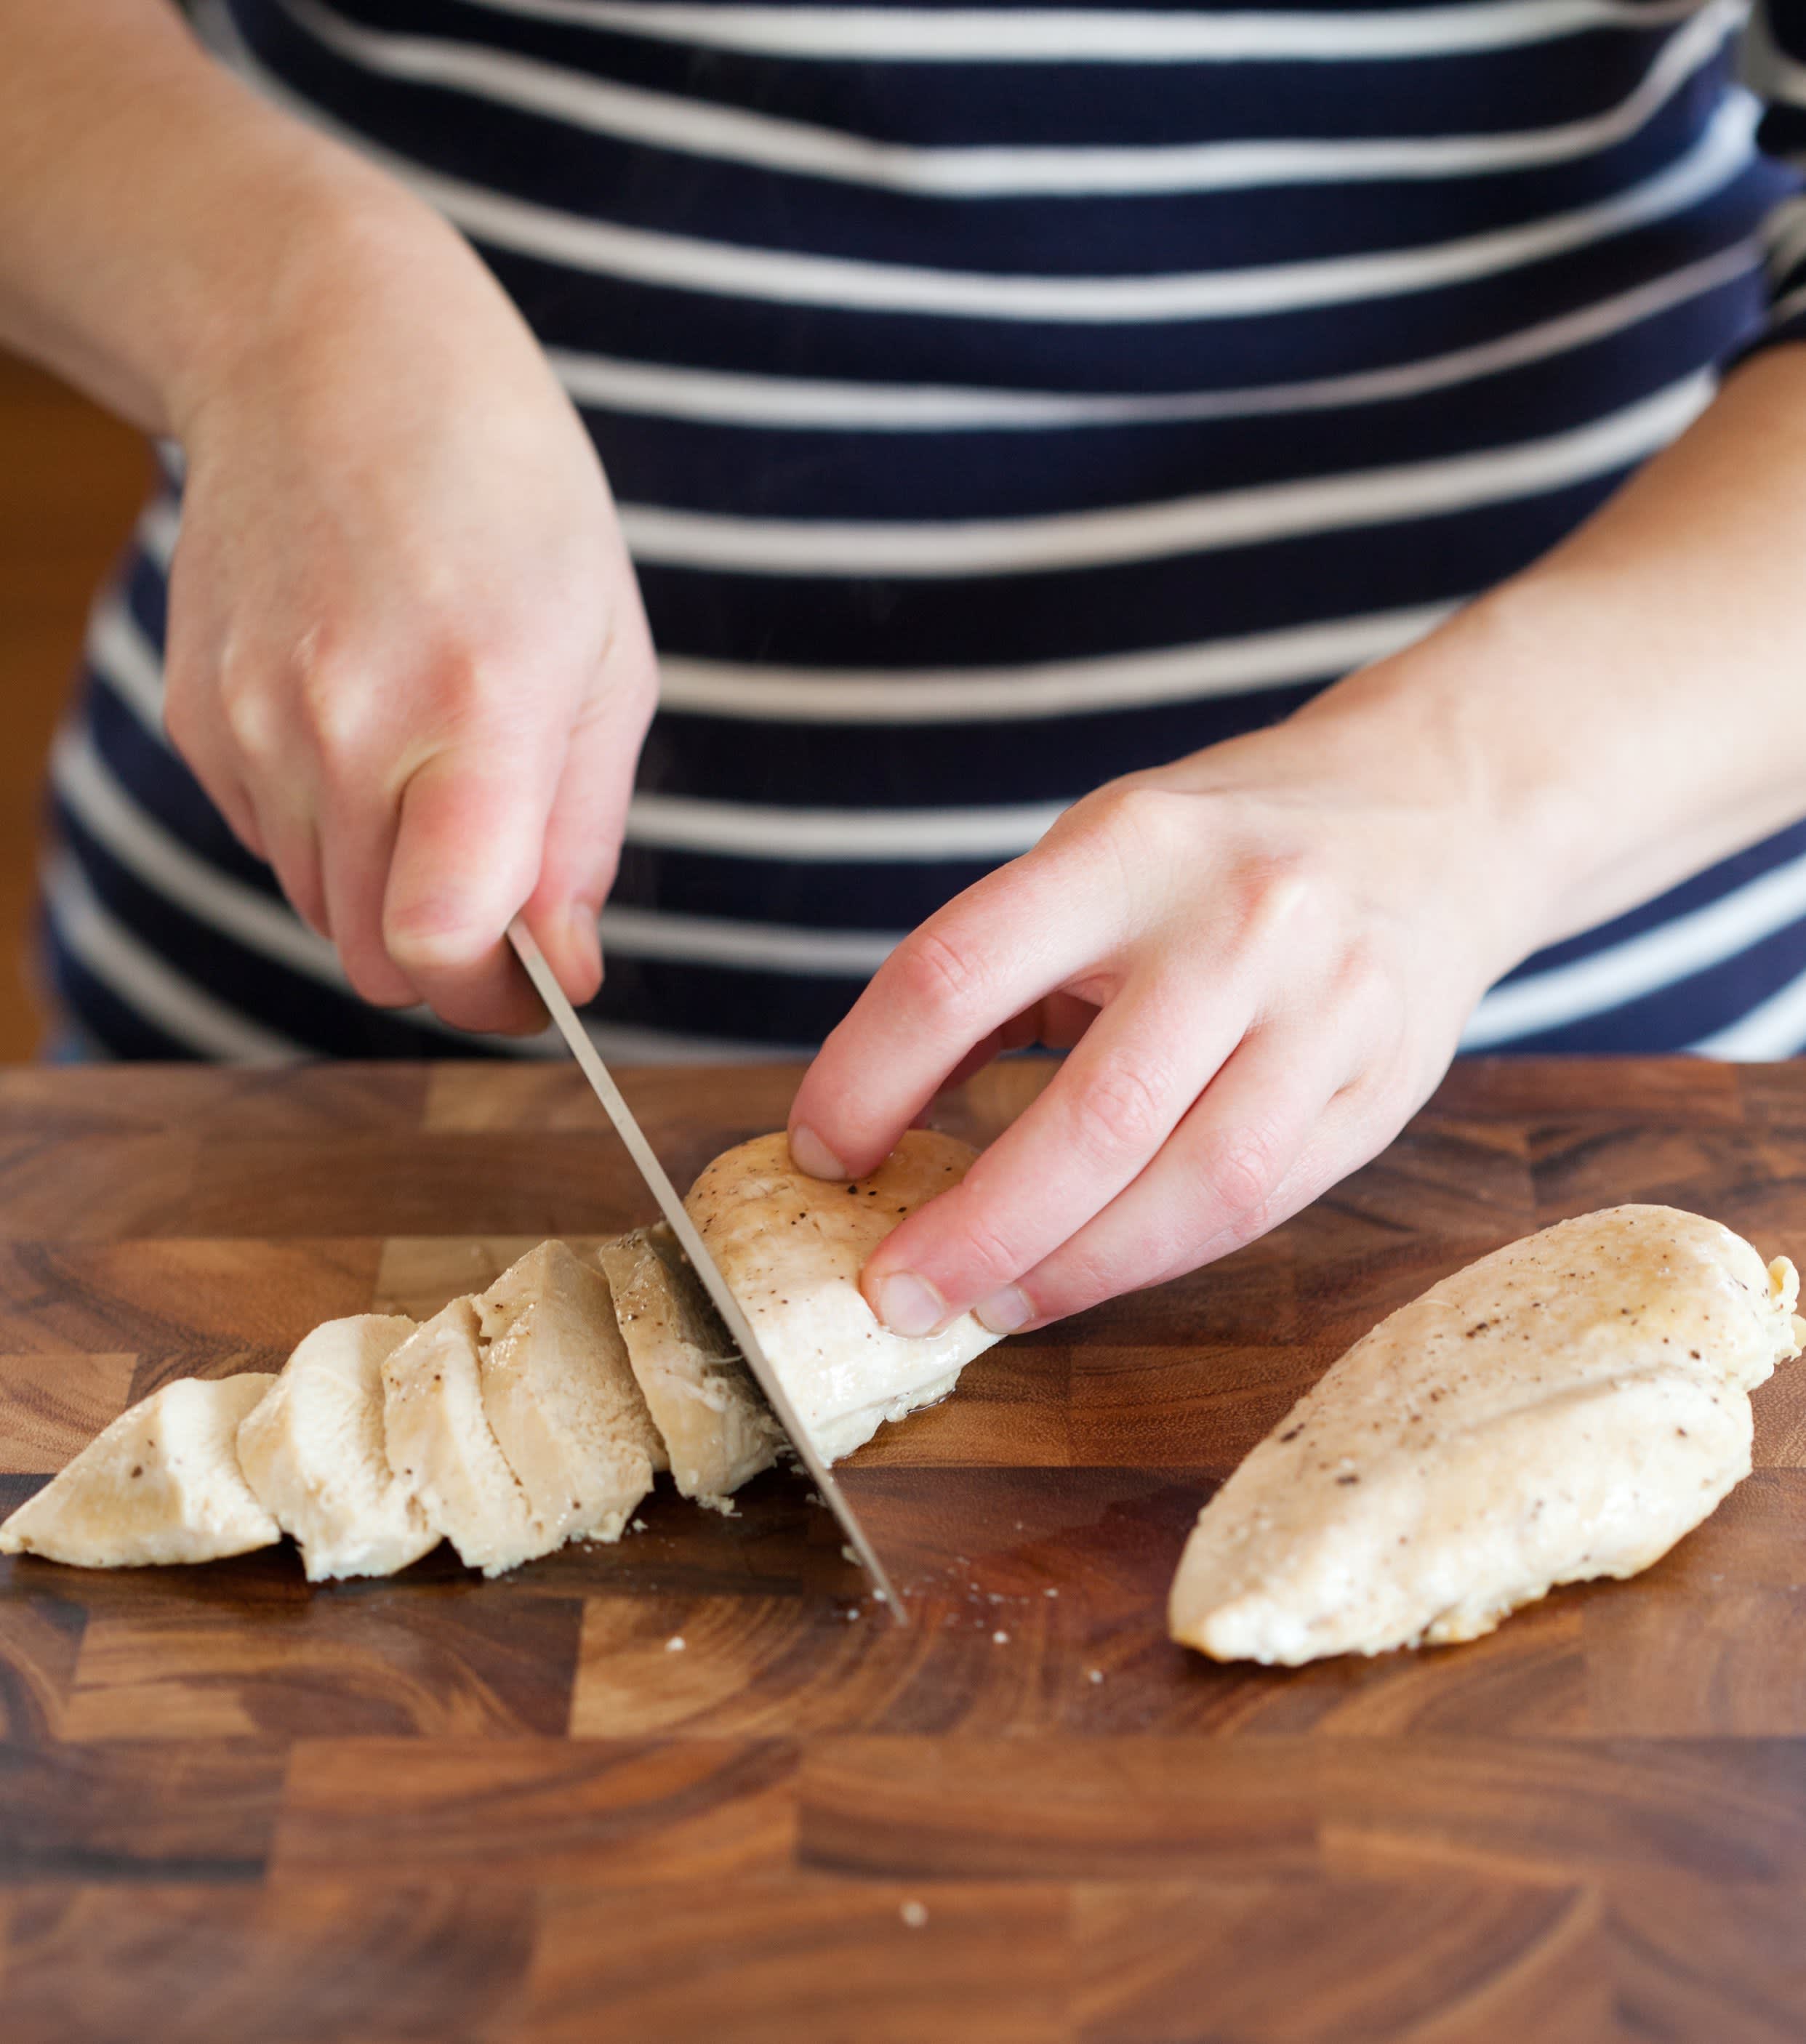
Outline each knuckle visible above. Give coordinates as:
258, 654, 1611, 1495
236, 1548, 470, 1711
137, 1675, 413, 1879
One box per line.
1087, 780, 1191, 861
1066, 1059, 1171, 1163
297, 645, 383, 775
1195, 1116, 1287, 1227
417, 645, 514, 738
1333, 948, 1402, 1041
1202, 1199, 1277, 1261
895, 925, 991, 1037
220, 686, 281, 768
1242, 856, 1328, 949
945, 1194, 1032, 1290
212, 639, 286, 767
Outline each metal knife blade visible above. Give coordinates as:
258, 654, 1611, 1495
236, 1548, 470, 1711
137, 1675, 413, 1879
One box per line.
507, 918, 907, 1624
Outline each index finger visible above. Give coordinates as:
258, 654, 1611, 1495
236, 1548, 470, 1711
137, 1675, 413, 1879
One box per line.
787, 840, 1115, 1181
857, 969, 1252, 1335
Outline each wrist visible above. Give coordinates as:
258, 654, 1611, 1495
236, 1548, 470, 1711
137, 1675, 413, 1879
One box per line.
1283, 595, 1585, 977
0, 0, 441, 440
166, 164, 464, 445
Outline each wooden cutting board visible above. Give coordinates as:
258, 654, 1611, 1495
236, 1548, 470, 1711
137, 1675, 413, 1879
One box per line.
1, 1058, 1802, 2043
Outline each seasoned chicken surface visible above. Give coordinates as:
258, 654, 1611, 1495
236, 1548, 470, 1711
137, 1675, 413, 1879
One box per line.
475, 1241, 662, 1546
1169, 1205, 1802, 1665
238, 1313, 434, 1582
686, 1129, 1000, 1462
0, 1374, 278, 1567
599, 1224, 782, 1511
382, 1297, 546, 1578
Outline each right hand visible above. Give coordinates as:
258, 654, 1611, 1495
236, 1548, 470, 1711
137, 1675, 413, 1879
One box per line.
161, 193, 655, 1033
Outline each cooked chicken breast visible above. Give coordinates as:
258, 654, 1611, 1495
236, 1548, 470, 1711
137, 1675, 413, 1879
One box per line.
382, 1297, 546, 1577
1169, 1204, 1802, 1665
685, 1129, 1000, 1462
0, 1374, 279, 1567
474, 1240, 662, 1546
238, 1313, 435, 1581
599, 1224, 783, 1512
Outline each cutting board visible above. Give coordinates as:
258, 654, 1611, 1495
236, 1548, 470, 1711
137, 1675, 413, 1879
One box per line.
1, 1058, 1803, 2043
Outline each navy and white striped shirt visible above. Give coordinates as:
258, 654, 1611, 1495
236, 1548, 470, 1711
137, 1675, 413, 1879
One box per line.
41, 0, 1806, 1059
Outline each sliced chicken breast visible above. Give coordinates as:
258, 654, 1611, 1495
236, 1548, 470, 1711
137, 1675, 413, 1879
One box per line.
685, 1129, 1000, 1462
382, 1297, 546, 1578
238, 1313, 435, 1581
599, 1223, 782, 1512
0, 1374, 278, 1567
474, 1240, 661, 1547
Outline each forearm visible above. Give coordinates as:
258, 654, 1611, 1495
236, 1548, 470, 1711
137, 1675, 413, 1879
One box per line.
1295, 346, 1806, 962
0, 0, 438, 434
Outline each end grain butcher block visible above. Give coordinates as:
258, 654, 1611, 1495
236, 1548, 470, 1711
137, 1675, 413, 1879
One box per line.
2, 1061, 1805, 2043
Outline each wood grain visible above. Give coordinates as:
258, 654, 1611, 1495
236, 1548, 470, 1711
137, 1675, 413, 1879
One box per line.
0, 1355, 136, 1473
59, 1585, 587, 1743
1, 1881, 536, 2044
523, 1878, 1069, 2044
273, 1737, 798, 1884
0, 1741, 285, 1882
0, 1058, 1802, 2039
1072, 1875, 1611, 2044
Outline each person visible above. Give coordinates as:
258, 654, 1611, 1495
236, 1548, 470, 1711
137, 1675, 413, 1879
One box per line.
7, 0, 1806, 1343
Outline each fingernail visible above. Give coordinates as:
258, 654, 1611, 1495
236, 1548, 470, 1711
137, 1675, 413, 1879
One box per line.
563, 904, 603, 992
875, 1271, 947, 1338
387, 924, 479, 973
789, 1124, 848, 1180
975, 1285, 1035, 1335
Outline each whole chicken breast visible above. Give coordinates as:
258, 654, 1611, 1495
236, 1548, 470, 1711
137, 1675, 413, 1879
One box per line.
1169, 1204, 1802, 1665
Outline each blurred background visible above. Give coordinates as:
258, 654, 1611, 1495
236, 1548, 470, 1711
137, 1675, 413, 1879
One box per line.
1, 23, 1792, 1074
0, 350, 149, 1059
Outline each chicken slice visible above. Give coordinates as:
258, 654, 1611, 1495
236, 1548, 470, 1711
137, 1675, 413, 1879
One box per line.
1170, 1204, 1803, 1665
599, 1224, 783, 1512
685, 1129, 1000, 1462
473, 1240, 661, 1548
382, 1297, 546, 1577
0, 1374, 278, 1567
238, 1313, 435, 1581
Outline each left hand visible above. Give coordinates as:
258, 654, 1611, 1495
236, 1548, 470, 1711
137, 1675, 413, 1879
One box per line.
786, 642, 1541, 1337
787, 347, 1806, 1335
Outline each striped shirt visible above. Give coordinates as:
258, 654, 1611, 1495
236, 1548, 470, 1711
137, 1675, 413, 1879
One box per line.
41, 0, 1806, 1061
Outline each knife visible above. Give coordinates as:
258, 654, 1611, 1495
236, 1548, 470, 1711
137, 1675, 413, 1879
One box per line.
507, 917, 908, 1624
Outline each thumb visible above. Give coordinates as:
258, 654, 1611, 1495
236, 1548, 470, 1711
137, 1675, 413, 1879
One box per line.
383, 747, 558, 1034
521, 647, 656, 1006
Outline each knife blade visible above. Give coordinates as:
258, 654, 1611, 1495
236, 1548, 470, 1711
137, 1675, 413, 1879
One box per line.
507, 917, 907, 1624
